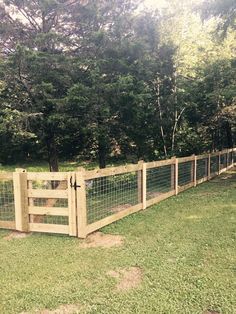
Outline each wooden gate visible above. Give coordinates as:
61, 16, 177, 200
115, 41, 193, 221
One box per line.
13, 170, 77, 236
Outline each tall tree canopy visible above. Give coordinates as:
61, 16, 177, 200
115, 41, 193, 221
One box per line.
0, 0, 235, 170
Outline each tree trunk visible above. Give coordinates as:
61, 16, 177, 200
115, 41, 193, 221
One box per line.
98, 134, 107, 169
46, 136, 59, 172
155, 79, 168, 158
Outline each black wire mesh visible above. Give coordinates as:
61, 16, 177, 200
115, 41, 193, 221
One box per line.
197, 158, 208, 180
210, 156, 219, 176
86, 172, 139, 224
0, 179, 15, 221
228, 152, 233, 165
178, 161, 193, 186
29, 180, 68, 225
146, 165, 173, 200
220, 153, 227, 170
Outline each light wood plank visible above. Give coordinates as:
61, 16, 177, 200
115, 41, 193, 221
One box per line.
86, 203, 143, 235
76, 169, 87, 238
175, 159, 179, 195
28, 189, 68, 198
27, 172, 68, 181
197, 154, 209, 160
208, 154, 211, 179
13, 170, 29, 232
194, 156, 197, 187
146, 158, 175, 169
0, 220, 15, 229
85, 163, 142, 180
28, 206, 68, 216
29, 223, 69, 234
67, 172, 77, 236
142, 162, 147, 210
0, 173, 13, 180
137, 161, 143, 204
178, 156, 195, 163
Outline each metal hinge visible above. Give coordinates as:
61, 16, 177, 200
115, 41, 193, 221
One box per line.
70, 177, 81, 190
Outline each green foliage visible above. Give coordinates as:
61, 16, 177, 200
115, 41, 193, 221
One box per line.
0, 0, 235, 169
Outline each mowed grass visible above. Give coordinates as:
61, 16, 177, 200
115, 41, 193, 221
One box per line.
0, 169, 235, 314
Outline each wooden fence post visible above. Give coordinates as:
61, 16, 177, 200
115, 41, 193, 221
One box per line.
194, 156, 197, 187
171, 157, 176, 191
191, 155, 195, 183
76, 167, 87, 238
208, 154, 211, 180
218, 152, 221, 175
175, 158, 179, 195
142, 162, 147, 210
68, 172, 77, 237
13, 168, 29, 232
138, 160, 143, 204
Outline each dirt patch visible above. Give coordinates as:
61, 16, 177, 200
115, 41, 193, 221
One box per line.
21, 304, 82, 314
110, 203, 132, 213
107, 267, 143, 291
80, 232, 124, 248
147, 191, 162, 199
4, 231, 31, 241
203, 310, 220, 314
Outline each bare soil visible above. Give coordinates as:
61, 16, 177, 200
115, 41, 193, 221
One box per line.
107, 267, 143, 291
110, 203, 132, 213
21, 304, 82, 314
203, 310, 220, 314
4, 231, 31, 240
80, 232, 124, 248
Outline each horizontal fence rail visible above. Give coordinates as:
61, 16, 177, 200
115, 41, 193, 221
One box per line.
0, 148, 235, 238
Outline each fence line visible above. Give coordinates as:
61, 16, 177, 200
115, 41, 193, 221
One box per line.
0, 148, 235, 238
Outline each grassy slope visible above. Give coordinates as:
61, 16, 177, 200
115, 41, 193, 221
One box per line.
0, 170, 235, 314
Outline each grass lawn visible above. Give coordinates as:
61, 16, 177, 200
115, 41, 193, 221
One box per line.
0, 169, 235, 314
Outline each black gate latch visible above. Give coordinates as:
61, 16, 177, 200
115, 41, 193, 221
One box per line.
70, 177, 81, 190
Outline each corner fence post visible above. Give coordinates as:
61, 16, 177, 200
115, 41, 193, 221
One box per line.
142, 162, 147, 210
67, 172, 77, 237
138, 160, 143, 205
171, 157, 176, 191
218, 152, 221, 175
175, 158, 179, 195
76, 167, 87, 238
208, 154, 211, 180
194, 155, 197, 187
13, 168, 29, 232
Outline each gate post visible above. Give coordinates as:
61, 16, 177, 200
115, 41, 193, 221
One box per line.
13, 168, 29, 232
76, 168, 87, 238
68, 172, 77, 236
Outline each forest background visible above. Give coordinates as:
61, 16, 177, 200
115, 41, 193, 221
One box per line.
0, 0, 235, 171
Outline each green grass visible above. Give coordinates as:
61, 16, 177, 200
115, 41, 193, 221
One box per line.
0, 169, 235, 314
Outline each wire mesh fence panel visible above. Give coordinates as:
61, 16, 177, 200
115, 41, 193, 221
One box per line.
228, 152, 233, 165
210, 156, 219, 176
146, 165, 173, 200
220, 153, 227, 170
86, 172, 139, 224
178, 161, 193, 186
0, 179, 15, 221
28, 179, 69, 225
197, 158, 208, 180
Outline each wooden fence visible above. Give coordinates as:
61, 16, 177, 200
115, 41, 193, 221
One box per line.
0, 148, 235, 238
